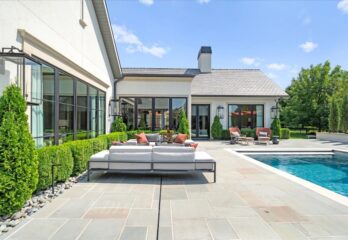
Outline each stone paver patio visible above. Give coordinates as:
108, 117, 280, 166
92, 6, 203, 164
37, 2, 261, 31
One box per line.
1, 139, 348, 240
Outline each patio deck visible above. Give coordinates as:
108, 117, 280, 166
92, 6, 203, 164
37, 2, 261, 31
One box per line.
2, 139, 348, 240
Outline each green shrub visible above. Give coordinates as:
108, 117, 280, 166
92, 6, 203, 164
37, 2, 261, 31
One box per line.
329, 98, 340, 132
98, 132, 128, 148
271, 118, 281, 137
111, 116, 127, 132
341, 92, 348, 133
0, 85, 38, 215
65, 140, 92, 176
36, 145, 73, 191
88, 137, 107, 154
280, 128, 290, 139
240, 128, 256, 138
178, 109, 190, 137
289, 130, 307, 139
221, 129, 230, 140
211, 116, 223, 139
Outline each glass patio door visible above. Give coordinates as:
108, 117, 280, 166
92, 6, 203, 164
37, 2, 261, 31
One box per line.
191, 104, 210, 138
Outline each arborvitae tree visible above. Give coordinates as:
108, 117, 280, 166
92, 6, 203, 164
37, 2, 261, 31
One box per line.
178, 109, 190, 137
211, 115, 223, 139
111, 116, 127, 132
329, 98, 340, 132
0, 85, 38, 216
271, 118, 281, 137
341, 92, 348, 133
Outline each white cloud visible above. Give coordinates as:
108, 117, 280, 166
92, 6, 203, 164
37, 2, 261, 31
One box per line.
338, 0, 348, 13
113, 24, 167, 58
267, 63, 286, 71
299, 41, 318, 53
197, 0, 210, 4
240, 57, 261, 67
139, 0, 154, 5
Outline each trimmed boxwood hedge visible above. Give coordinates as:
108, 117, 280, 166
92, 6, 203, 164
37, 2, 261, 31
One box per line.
280, 128, 291, 139
36, 145, 74, 191
36, 132, 127, 191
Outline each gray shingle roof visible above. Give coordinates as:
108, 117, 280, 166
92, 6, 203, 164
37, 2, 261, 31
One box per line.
122, 68, 200, 77
191, 69, 287, 97
121, 68, 287, 97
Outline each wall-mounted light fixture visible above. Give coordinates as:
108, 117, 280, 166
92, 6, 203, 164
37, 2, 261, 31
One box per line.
109, 99, 119, 117
271, 105, 279, 119
216, 105, 224, 119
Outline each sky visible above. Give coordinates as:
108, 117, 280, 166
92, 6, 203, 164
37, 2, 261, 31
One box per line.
106, 0, 348, 89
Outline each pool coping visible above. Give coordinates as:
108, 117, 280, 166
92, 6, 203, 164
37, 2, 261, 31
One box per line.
225, 148, 348, 208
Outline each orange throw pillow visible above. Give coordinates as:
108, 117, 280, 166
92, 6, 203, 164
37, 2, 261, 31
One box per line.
135, 132, 148, 144
174, 134, 187, 144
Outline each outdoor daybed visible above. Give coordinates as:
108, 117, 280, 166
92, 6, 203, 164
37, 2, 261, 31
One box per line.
88, 145, 216, 182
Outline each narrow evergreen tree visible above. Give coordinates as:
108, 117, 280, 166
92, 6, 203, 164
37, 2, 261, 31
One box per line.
211, 115, 223, 139
329, 98, 340, 132
341, 93, 348, 133
271, 118, 281, 136
178, 109, 190, 137
0, 85, 38, 216
111, 116, 127, 132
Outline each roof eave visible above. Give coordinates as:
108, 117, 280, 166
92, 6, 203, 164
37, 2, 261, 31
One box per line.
92, 0, 122, 79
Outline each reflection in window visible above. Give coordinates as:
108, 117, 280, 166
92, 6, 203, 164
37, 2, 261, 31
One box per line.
120, 98, 135, 130
172, 98, 187, 130
228, 104, 264, 129
98, 91, 105, 135
137, 98, 152, 130
89, 87, 98, 138
155, 98, 169, 130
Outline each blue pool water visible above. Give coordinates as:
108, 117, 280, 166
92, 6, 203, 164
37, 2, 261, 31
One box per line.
247, 153, 348, 197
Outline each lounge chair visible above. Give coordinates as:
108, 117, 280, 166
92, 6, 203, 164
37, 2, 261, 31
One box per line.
256, 128, 272, 145
88, 145, 216, 182
229, 127, 242, 144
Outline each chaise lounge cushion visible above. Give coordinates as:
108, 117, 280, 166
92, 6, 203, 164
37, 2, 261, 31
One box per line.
195, 151, 215, 170
152, 146, 195, 170
109, 146, 153, 162
89, 150, 109, 169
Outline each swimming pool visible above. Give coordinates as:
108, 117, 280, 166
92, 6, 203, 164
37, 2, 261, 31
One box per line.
247, 152, 348, 197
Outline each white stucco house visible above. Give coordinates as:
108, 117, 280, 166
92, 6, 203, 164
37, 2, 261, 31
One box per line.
0, 0, 287, 144
116, 46, 287, 139
0, 0, 121, 146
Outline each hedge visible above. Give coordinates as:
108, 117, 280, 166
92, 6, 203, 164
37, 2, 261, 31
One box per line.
280, 128, 291, 139
36, 145, 73, 191
36, 132, 127, 190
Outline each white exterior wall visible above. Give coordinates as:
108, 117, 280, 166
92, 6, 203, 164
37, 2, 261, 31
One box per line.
192, 96, 277, 131
117, 77, 192, 97
0, 0, 115, 132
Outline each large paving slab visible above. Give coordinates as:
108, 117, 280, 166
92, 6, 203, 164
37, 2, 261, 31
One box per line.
1, 140, 348, 240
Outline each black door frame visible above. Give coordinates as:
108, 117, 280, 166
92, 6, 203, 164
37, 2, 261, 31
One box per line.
191, 104, 210, 139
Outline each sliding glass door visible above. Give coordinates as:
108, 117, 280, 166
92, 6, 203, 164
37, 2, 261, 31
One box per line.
191, 104, 210, 138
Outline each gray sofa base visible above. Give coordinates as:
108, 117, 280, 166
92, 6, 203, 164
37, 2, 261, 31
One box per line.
87, 160, 216, 183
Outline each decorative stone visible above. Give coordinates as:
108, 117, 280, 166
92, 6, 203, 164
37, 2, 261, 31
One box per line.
8, 220, 20, 227
11, 212, 23, 220
0, 224, 6, 232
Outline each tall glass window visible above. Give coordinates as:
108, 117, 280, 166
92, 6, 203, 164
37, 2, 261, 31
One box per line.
155, 98, 169, 130
89, 86, 98, 138
172, 98, 187, 130
98, 91, 106, 135
77, 81, 88, 139
137, 98, 152, 130
120, 98, 135, 130
58, 72, 74, 143
228, 104, 264, 129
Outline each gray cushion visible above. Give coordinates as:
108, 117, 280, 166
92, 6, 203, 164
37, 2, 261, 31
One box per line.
153, 152, 195, 162
145, 133, 161, 142
109, 146, 152, 154
259, 131, 268, 137
109, 152, 152, 162
153, 146, 194, 153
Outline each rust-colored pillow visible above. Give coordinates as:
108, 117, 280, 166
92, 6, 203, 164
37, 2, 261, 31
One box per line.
189, 143, 198, 149
174, 133, 187, 144
135, 132, 148, 144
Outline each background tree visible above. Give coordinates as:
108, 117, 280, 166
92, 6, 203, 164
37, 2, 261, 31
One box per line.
0, 85, 38, 216
178, 109, 190, 137
329, 98, 341, 132
341, 92, 348, 133
111, 116, 127, 132
281, 61, 344, 131
211, 115, 223, 139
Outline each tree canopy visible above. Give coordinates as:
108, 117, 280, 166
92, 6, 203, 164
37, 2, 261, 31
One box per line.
281, 61, 348, 131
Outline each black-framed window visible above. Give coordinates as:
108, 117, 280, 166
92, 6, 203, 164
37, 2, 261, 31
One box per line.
120, 97, 187, 131
228, 104, 264, 129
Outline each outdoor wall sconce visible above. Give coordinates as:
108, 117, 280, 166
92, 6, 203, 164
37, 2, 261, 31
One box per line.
217, 105, 224, 119
271, 105, 279, 119
109, 99, 119, 117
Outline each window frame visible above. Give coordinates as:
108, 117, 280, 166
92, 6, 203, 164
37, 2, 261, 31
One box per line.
227, 104, 264, 129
